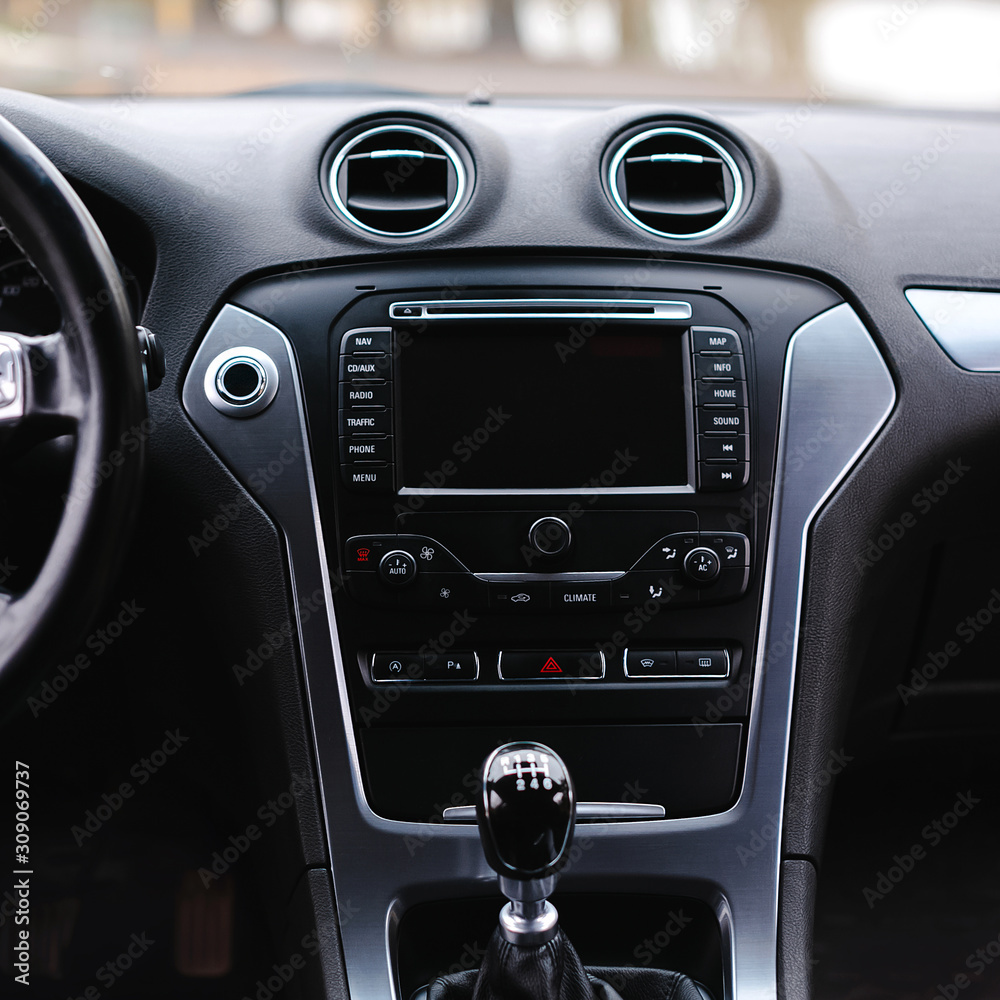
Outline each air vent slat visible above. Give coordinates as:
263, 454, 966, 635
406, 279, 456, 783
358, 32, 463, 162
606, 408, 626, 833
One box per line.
328, 124, 468, 237
609, 126, 744, 239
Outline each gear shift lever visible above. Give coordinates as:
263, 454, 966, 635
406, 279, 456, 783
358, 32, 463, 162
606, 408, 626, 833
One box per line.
476, 741, 575, 946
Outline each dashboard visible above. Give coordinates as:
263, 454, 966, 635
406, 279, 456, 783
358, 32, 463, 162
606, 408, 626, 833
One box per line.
3, 87, 1000, 1000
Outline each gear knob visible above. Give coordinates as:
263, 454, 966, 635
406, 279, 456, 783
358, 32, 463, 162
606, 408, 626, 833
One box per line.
476, 742, 576, 945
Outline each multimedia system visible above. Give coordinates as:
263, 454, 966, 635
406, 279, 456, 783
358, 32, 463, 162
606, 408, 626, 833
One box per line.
337, 298, 749, 498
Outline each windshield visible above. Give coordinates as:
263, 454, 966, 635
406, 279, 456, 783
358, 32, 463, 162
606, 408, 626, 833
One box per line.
1, 0, 997, 106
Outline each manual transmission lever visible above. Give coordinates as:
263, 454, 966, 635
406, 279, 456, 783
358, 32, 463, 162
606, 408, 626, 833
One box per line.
476, 741, 575, 946
421, 742, 709, 1000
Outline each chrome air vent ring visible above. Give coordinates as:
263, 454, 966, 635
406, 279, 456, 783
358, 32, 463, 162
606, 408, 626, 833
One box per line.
607, 125, 746, 240
326, 122, 469, 238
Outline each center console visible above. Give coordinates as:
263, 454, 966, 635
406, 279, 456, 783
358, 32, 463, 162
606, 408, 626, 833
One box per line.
181, 255, 896, 1000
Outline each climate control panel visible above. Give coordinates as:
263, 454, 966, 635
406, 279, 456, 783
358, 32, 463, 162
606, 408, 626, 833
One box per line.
344, 529, 750, 612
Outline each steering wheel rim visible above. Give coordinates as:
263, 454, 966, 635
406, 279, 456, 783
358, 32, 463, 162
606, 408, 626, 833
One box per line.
0, 113, 147, 687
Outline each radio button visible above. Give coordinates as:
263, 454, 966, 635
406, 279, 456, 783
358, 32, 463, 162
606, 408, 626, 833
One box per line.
692, 328, 742, 354
699, 462, 749, 491
695, 354, 744, 380
342, 381, 392, 408
498, 650, 604, 681
489, 582, 550, 611
341, 328, 391, 355
550, 581, 610, 610
697, 408, 748, 435
340, 436, 393, 463
340, 408, 392, 435
343, 463, 393, 492
698, 434, 748, 462
696, 381, 746, 407
339, 355, 393, 380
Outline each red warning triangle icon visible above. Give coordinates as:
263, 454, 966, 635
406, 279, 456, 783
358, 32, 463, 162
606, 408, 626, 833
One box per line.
540, 657, 562, 674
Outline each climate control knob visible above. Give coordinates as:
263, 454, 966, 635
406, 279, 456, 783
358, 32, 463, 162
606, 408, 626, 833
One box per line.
528, 517, 572, 558
378, 550, 417, 587
683, 546, 721, 586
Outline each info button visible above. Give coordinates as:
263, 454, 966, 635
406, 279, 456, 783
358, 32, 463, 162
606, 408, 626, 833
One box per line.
498, 650, 605, 681
551, 582, 610, 610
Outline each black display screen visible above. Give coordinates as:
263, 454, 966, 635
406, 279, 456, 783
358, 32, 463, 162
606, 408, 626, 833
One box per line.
398, 324, 689, 490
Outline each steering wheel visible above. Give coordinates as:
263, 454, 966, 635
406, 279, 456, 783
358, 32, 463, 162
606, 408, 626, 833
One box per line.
0, 114, 148, 690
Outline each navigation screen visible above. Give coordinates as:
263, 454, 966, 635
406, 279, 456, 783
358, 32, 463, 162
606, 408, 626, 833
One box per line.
398, 324, 689, 490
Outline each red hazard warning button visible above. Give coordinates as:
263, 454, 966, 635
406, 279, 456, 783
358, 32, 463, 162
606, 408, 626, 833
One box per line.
498, 651, 605, 681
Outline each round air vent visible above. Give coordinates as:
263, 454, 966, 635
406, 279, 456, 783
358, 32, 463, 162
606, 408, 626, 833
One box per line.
607, 126, 745, 240
327, 123, 468, 237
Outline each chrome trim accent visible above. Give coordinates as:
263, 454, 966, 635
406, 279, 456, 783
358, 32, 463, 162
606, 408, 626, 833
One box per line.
328, 124, 467, 238
389, 297, 693, 321
182, 301, 894, 1000
399, 485, 696, 496
499, 898, 559, 946
369, 651, 480, 684
623, 648, 730, 680
0, 334, 25, 422
204, 346, 279, 418
905, 287, 1000, 371
608, 127, 745, 240
443, 802, 666, 822
474, 571, 623, 582
497, 650, 605, 681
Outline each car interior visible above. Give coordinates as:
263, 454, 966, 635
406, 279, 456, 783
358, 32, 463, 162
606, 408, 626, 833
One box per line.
2, 4, 1000, 999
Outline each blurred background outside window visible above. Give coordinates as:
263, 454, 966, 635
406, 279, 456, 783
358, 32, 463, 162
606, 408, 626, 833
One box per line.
1, 0, 997, 107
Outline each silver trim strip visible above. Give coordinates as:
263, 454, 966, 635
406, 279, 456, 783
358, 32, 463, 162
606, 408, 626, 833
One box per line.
442, 802, 667, 822
328, 124, 467, 238
182, 300, 895, 1000
475, 571, 624, 583
608, 127, 745, 241
389, 297, 693, 321
905, 287, 1000, 371
399, 485, 695, 496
